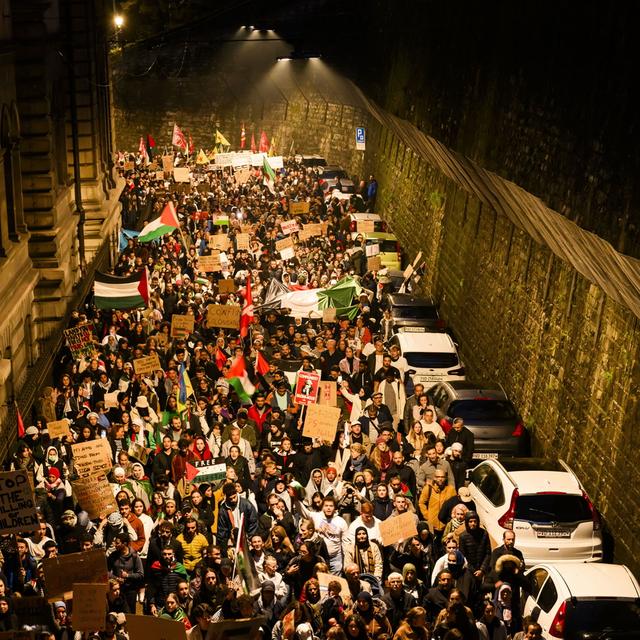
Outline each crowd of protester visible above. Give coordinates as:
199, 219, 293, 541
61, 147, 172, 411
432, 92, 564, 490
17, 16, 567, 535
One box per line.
1, 153, 543, 640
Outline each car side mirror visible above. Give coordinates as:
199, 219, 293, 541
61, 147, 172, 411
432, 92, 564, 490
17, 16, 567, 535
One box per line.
530, 606, 541, 622
465, 469, 472, 481
407, 369, 416, 376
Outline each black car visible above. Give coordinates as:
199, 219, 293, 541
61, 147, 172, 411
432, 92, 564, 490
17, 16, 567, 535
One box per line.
384, 292, 445, 333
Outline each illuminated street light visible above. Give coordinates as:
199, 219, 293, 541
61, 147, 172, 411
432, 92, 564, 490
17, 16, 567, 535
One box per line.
114, 14, 124, 28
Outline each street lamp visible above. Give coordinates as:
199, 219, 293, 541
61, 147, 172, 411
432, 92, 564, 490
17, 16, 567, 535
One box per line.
114, 14, 124, 28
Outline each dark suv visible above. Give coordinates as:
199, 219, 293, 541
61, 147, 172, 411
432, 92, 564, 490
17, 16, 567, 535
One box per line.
429, 381, 530, 459
384, 293, 445, 333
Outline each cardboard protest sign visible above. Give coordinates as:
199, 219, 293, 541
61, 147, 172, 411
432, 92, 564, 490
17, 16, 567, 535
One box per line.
235, 168, 251, 184
303, 403, 341, 442
123, 161, 135, 171
171, 314, 195, 338
289, 201, 310, 215
127, 614, 187, 640
280, 246, 295, 260
378, 511, 418, 547
10, 596, 54, 629
218, 278, 236, 294
43, 549, 108, 601
294, 371, 320, 406
71, 439, 113, 479
47, 419, 72, 440
275, 237, 294, 253
155, 170, 165, 181
0, 469, 39, 535
133, 354, 161, 376
365, 243, 380, 257
72, 583, 107, 631
318, 381, 337, 407
127, 441, 149, 465
207, 304, 241, 329
173, 167, 190, 183
403, 264, 414, 279
199, 254, 223, 272
64, 324, 96, 360
322, 307, 337, 323
162, 155, 174, 172
206, 617, 265, 640
304, 222, 322, 236
358, 220, 375, 233
71, 475, 117, 519
236, 233, 251, 250
367, 256, 382, 272
317, 572, 350, 600
280, 219, 299, 235
208, 234, 230, 251
297, 228, 313, 242
104, 391, 119, 408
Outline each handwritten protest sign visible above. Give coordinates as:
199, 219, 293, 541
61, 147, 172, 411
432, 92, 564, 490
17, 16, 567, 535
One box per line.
280, 246, 295, 260
322, 307, 337, 323
235, 168, 251, 184
10, 596, 54, 629
318, 381, 337, 406
72, 583, 107, 631
208, 234, 229, 251
173, 167, 190, 182
199, 254, 222, 272
206, 618, 265, 640
43, 549, 108, 601
365, 242, 380, 257
289, 201, 310, 215
133, 354, 161, 376
358, 220, 375, 233
303, 404, 341, 442
47, 419, 72, 440
218, 278, 236, 294
304, 223, 322, 236
71, 439, 113, 479
104, 391, 119, 408
275, 237, 294, 252
367, 256, 382, 272
378, 511, 418, 547
317, 573, 350, 600
0, 470, 38, 535
294, 371, 320, 406
281, 219, 299, 235
171, 314, 194, 338
207, 304, 241, 329
64, 324, 96, 360
155, 170, 165, 181
127, 614, 187, 640
297, 228, 313, 242
162, 155, 174, 173
70, 475, 117, 520
235, 233, 251, 250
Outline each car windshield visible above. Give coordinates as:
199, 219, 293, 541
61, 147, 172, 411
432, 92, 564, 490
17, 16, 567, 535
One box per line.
405, 352, 459, 369
379, 240, 397, 253
565, 599, 640, 637
449, 400, 517, 420
322, 169, 348, 179
391, 306, 439, 320
515, 494, 592, 524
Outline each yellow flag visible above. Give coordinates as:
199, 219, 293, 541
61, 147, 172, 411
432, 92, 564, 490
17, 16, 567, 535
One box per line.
268, 136, 277, 157
215, 129, 230, 147
196, 149, 209, 164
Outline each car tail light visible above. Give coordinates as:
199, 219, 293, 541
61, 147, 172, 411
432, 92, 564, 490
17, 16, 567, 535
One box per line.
582, 489, 601, 531
396, 242, 402, 262
447, 367, 465, 376
512, 422, 524, 437
498, 489, 519, 530
549, 600, 567, 638
349, 220, 357, 231
440, 418, 451, 433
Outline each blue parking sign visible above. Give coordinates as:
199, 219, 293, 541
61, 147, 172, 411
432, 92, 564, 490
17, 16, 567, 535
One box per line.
355, 126, 366, 150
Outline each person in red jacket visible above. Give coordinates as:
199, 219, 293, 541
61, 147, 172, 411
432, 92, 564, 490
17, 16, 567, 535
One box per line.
118, 499, 146, 554
247, 393, 271, 434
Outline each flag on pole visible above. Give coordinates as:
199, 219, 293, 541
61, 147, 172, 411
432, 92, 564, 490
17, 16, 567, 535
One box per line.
146, 134, 156, 160
94, 269, 150, 310
138, 136, 149, 164
225, 356, 255, 404
214, 129, 231, 153
255, 351, 270, 376
138, 201, 180, 243
262, 156, 276, 195
259, 131, 269, 153
15, 402, 25, 439
240, 274, 254, 338
240, 123, 246, 149
250, 132, 257, 153
196, 149, 208, 164
188, 133, 195, 155
268, 136, 277, 157
215, 346, 228, 371
233, 513, 260, 595
172, 124, 187, 150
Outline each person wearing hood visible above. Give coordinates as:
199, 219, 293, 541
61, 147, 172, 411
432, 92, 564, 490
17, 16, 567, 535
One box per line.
349, 591, 392, 640
458, 511, 491, 582
304, 468, 326, 506
372, 483, 393, 521
483, 553, 527, 633
444, 550, 476, 604
401, 563, 427, 603
343, 526, 383, 579
93, 510, 138, 555
56, 510, 86, 554
35, 445, 68, 487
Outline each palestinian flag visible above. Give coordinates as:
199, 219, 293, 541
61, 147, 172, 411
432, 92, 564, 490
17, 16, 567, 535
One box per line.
146, 134, 156, 160
262, 156, 276, 195
138, 201, 180, 243
225, 356, 255, 404
94, 269, 150, 310
255, 351, 269, 376
138, 136, 149, 165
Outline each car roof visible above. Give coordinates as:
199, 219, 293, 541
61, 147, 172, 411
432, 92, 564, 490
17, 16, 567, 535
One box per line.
535, 563, 640, 599
387, 293, 436, 306
510, 470, 582, 495
394, 332, 456, 351
442, 382, 506, 400
365, 232, 396, 241
349, 213, 381, 221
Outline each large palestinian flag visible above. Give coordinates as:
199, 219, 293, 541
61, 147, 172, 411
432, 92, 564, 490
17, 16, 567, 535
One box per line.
94, 269, 150, 310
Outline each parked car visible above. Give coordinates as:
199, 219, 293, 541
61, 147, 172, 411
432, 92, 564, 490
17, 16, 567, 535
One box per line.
348, 212, 388, 237
522, 562, 640, 638
468, 458, 603, 563
429, 381, 529, 458
363, 232, 403, 270
295, 154, 327, 167
383, 292, 445, 333
318, 165, 355, 193
387, 330, 465, 391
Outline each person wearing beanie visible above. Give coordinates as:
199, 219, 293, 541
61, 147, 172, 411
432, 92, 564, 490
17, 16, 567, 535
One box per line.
458, 511, 491, 583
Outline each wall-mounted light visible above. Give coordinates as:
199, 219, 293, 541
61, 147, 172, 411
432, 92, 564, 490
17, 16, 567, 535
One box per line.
114, 14, 124, 28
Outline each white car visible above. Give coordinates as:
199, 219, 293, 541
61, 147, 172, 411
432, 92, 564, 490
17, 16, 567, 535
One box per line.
468, 458, 603, 564
522, 563, 640, 638
387, 330, 465, 391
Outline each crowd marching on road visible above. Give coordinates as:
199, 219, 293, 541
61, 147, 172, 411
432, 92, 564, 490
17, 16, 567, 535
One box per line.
2, 146, 576, 640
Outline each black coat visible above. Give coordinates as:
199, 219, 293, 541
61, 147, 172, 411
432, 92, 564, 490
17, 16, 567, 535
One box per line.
459, 526, 491, 574
444, 427, 475, 462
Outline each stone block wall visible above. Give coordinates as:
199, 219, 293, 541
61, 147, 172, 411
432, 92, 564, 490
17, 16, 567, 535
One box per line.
367, 120, 640, 572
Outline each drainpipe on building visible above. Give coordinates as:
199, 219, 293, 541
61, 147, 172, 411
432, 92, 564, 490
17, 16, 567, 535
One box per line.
64, 0, 86, 273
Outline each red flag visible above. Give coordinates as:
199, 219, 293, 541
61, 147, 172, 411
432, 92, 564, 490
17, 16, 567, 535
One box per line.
215, 347, 228, 370
259, 131, 269, 153
172, 123, 187, 150
16, 402, 25, 439
240, 274, 254, 338
255, 351, 269, 376
146, 134, 156, 160
138, 136, 149, 164
185, 462, 199, 482
250, 132, 257, 153
188, 133, 195, 155
240, 123, 246, 149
